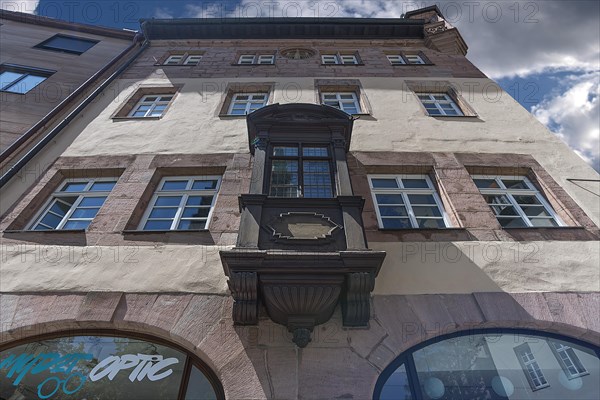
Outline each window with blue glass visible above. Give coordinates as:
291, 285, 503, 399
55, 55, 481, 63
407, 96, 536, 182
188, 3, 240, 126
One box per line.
35, 34, 98, 55
269, 144, 334, 198
375, 330, 600, 400
139, 176, 221, 231
0, 64, 54, 94
29, 178, 117, 230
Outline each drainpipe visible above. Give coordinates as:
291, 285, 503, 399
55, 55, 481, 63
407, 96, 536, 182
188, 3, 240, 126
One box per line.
0, 39, 149, 189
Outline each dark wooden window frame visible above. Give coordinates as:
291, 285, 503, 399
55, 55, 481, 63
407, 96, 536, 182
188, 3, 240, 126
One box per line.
266, 142, 336, 198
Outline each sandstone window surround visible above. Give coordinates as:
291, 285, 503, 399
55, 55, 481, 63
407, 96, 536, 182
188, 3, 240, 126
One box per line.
0, 64, 55, 94
368, 174, 452, 229
217, 82, 275, 117
28, 177, 118, 231
320, 51, 362, 65
138, 176, 221, 231
404, 80, 477, 118
472, 175, 565, 228
156, 50, 205, 66
112, 85, 180, 120
315, 79, 373, 116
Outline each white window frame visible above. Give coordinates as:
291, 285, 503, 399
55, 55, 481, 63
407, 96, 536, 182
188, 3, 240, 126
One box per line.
163, 55, 184, 65
514, 343, 550, 391
128, 94, 174, 118
139, 176, 221, 231
473, 175, 565, 228
183, 55, 203, 65
28, 178, 117, 231
238, 55, 256, 64
550, 341, 589, 379
340, 55, 359, 65
321, 53, 359, 65
417, 93, 464, 116
257, 55, 275, 64
405, 54, 425, 64
227, 93, 269, 115
386, 55, 406, 65
368, 174, 451, 229
320, 92, 362, 114
321, 54, 339, 64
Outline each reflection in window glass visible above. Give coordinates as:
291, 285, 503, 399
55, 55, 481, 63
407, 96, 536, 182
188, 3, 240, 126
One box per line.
185, 366, 218, 400
0, 335, 219, 400
377, 331, 600, 400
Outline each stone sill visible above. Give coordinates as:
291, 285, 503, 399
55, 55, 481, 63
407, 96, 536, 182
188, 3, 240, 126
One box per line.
3, 229, 86, 234
390, 63, 435, 66
121, 229, 209, 234
429, 115, 480, 120
230, 63, 276, 66
218, 114, 247, 119
378, 227, 466, 232
112, 116, 161, 121
321, 63, 365, 66
501, 226, 585, 230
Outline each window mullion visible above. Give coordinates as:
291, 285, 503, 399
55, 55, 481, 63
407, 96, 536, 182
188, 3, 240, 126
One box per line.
4, 73, 27, 90
57, 195, 84, 229
403, 192, 418, 228
507, 192, 532, 227
172, 194, 188, 230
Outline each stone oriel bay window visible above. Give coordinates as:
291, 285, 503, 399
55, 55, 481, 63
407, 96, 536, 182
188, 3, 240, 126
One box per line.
217, 82, 274, 117
112, 85, 180, 120
220, 103, 385, 347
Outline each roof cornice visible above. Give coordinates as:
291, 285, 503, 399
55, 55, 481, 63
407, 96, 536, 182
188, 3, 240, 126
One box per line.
140, 17, 425, 40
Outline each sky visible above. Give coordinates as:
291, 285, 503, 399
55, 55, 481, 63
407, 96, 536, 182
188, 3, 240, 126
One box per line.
1, 0, 599, 172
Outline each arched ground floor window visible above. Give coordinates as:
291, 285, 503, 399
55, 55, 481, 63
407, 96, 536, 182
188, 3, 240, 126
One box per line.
375, 328, 600, 400
0, 330, 224, 400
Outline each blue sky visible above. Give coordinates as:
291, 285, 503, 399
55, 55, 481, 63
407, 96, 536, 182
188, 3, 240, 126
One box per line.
2, 0, 599, 171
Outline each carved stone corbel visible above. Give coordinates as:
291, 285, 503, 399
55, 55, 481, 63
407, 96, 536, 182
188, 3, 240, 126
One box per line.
228, 271, 258, 324
341, 272, 375, 326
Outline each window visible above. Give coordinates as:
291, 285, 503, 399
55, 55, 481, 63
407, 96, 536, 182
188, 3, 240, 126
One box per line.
269, 145, 333, 198
238, 54, 274, 65
164, 55, 184, 65
369, 175, 450, 229
321, 54, 359, 65
550, 341, 589, 379
128, 94, 174, 118
321, 92, 361, 114
228, 93, 268, 115
405, 54, 425, 64
376, 330, 600, 400
183, 55, 203, 65
473, 175, 564, 228
0, 334, 223, 399
163, 54, 203, 66
515, 343, 550, 390
0, 64, 53, 94
34, 34, 98, 54
257, 55, 275, 64
417, 93, 463, 116
386, 55, 406, 65
387, 54, 426, 65
29, 178, 117, 231
140, 176, 220, 231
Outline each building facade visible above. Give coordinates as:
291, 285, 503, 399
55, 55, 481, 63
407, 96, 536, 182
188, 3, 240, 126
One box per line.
1, 6, 599, 400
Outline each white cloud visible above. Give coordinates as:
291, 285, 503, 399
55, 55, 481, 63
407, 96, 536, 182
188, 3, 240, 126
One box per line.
532, 72, 600, 171
154, 7, 174, 19
0, 0, 38, 13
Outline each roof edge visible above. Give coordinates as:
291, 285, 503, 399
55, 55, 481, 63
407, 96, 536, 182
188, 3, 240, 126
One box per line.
0, 9, 136, 40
